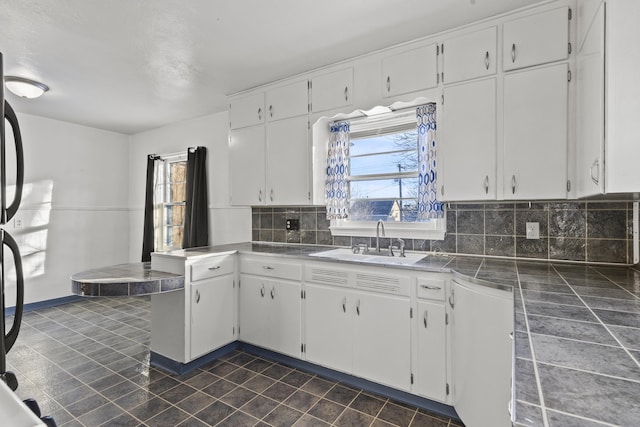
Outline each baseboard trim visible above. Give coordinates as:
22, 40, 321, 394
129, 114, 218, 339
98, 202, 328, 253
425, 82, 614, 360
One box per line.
150, 341, 460, 422
5, 295, 85, 316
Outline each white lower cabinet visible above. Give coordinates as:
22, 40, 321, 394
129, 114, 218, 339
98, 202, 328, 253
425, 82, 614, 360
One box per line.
416, 299, 448, 402
190, 275, 236, 360
304, 263, 412, 392
239, 275, 302, 358
451, 278, 513, 427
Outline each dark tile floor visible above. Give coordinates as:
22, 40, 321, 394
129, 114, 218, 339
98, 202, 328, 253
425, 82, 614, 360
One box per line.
6, 296, 462, 426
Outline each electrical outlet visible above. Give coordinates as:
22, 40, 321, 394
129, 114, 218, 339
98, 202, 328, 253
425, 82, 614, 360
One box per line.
526, 222, 540, 239
286, 219, 300, 231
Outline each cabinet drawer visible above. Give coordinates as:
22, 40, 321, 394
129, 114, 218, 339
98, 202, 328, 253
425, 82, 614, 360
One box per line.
416, 277, 446, 301
190, 255, 235, 282
241, 256, 302, 281
503, 7, 569, 71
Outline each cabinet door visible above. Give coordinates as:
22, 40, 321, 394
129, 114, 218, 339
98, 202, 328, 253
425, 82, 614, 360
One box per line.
229, 125, 266, 205
451, 279, 513, 427
229, 93, 265, 129
191, 276, 236, 359
305, 284, 352, 374
266, 116, 310, 205
441, 78, 496, 200
503, 63, 568, 199
382, 44, 438, 98
353, 292, 411, 391
503, 7, 569, 71
576, 3, 605, 197
310, 68, 353, 113
417, 300, 448, 402
443, 27, 497, 84
266, 80, 309, 122
267, 279, 301, 358
238, 275, 270, 348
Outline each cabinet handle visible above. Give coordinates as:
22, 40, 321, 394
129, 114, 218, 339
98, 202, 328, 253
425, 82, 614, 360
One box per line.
269, 105, 273, 118
195, 289, 201, 303
208, 266, 221, 270
484, 175, 489, 194
590, 159, 600, 185
344, 86, 349, 101
449, 289, 455, 309
270, 189, 274, 202
258, 189, 263, 202
262, 265, 274, 270
257, 107, 262, 120
270, 287, 275, 299
356, 299, 361, 316
511, 43, 516, 63
420, 285, 441, 291
342, 297, 346, 313
423, 310, 428, 328
511, 175, 517, 195
484, 51, 490, 70
260, 284, 265, 298
440, 185, 444, 196
386, 76, 391, 92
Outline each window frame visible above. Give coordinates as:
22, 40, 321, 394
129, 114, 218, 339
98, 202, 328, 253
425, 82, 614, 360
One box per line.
155, 153, 188, 251
326, 105, 446, 240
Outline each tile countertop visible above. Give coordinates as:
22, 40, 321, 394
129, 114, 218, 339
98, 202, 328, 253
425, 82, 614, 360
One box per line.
157, 243, 640, 426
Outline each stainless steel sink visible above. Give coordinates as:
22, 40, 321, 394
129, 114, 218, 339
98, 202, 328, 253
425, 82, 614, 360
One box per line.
308, 248, 426, 266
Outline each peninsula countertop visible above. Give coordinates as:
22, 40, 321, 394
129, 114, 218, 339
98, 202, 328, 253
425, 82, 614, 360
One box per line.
90, 243, 640, 426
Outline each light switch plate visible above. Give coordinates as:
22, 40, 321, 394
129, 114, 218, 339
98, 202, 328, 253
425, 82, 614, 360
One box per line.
526, 222, 540, 239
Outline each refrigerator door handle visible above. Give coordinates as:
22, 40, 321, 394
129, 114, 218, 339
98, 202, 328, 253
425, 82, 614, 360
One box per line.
3, 101, 24, 223
2, 231, 23, 352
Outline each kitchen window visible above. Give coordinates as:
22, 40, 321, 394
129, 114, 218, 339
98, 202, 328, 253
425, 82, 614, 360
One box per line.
155, 154, 187, 250
326, 104, 445, 239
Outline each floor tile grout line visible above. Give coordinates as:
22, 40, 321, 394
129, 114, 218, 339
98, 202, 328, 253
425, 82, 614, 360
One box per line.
534, 358, 640, 385
543, 407, 621, 427
552, 265, 640, 371
528, 330, 628, 350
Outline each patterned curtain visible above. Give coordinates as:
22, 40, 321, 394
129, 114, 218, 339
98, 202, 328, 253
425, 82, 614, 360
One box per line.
417, 104, 444, 220
325, 121, 350, 219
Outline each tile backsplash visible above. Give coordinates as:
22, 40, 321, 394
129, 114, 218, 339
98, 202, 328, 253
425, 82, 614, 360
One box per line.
252, 202, 634, 264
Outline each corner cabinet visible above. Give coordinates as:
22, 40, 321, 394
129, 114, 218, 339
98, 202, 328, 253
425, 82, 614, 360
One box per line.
450, 278, 513, 427
229, 80, 310, 206
576, 0, 640, 196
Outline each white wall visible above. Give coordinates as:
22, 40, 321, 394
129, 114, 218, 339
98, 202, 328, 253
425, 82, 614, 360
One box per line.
128, 111, 251, 262
4, 113, 130, 305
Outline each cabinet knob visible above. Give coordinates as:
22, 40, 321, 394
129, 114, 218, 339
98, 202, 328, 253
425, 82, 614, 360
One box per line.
258, 107, 262, 120
195, 290, 201, 304
484, 51, 490, 70
270, 287, 276, 299
356, 299, 361, 316
208, 266, 221, 270
386, 76, 391, 92
511, 43, 516, 63
420, 284, 442, 291
423, 310, 428, 328
258, 189, 263, 202
511, 175, 517, 195
260, 284, 265, 298
342, 297, 346, 313
484, 175, 489, 194
262, 265, 275, 270
344, 86, 349, 101
269, 105, 273, 118
270, 189, 274, 202
590, 159, 600, 185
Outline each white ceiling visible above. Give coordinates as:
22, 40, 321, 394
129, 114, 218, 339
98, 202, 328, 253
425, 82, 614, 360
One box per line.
1, 0, 545, 135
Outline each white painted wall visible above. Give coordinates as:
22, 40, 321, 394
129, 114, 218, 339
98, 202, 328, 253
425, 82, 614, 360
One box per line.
4, 113, 130, 305
128, 111, 251, 262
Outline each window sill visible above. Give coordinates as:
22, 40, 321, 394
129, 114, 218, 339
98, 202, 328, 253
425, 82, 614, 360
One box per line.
329, 220, 446, 241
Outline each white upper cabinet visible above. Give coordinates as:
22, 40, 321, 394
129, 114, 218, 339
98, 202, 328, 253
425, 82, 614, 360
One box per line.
382, 44, 438, 98
265, 116, 310, 205
310, 68, 353, 113
229, 92, 265, 130
442, 27, 497, 85
229, 125, 266, 206
503, 7, 570, 71
441, 78, 497, 201
265, 80, 309, 121
503, 63, 569, 199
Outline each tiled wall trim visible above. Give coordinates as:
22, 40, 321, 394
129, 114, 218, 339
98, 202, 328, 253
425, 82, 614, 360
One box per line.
252, 202, 634, 264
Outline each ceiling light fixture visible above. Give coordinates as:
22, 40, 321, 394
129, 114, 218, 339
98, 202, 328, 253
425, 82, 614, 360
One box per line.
4, 76, 49, 99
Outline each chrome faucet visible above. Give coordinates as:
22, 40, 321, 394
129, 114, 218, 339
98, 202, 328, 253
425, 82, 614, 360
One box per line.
376, 220, 385, 252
